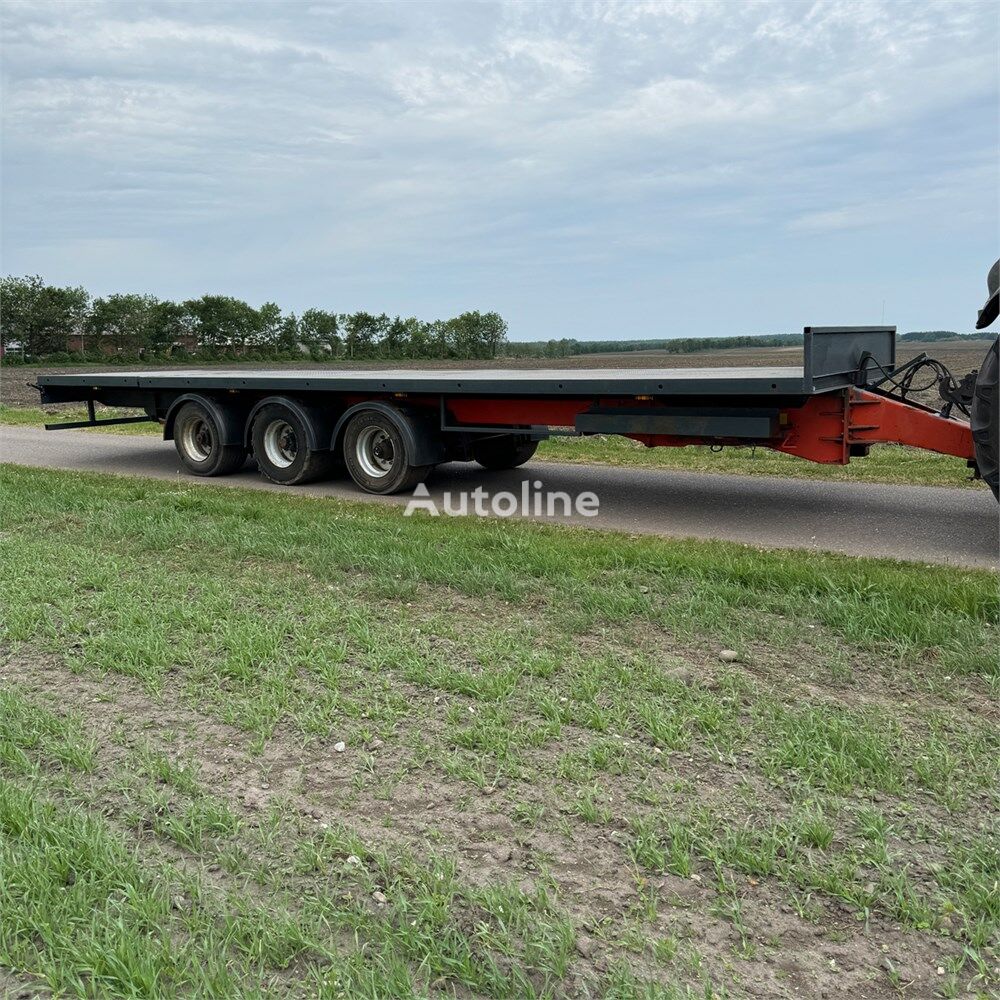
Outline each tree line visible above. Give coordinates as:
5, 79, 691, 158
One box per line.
5, 275, 982, 366
0, 276, 508, 362
898, 330, 987, 342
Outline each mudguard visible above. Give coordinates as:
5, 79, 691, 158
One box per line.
331, 401, 446, 467
245, 395, 336, 452
163, 393, 245, 447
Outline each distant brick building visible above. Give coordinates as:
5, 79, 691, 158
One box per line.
65, 333, 199, 355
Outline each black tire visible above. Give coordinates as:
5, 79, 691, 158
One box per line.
173, 401, 246, 477
472, 436, 538, 470
251, 403, 335, 486
971, 337, 999, 501
342, 411, 432, 494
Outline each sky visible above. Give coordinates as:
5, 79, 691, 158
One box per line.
1, 0, 997, 341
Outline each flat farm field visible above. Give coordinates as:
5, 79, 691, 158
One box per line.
1, 464, 997, 998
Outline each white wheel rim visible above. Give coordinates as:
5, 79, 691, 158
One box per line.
181, 417, 213, 462
263, 420, 298, 469
356, 426, 395, 478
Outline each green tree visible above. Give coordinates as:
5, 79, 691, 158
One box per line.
147, 300, 189, 355
383, 316, 409, 357
184, 295, 258, 353
86, 293, 159, 355
299, 309, 340, 355
407, 319, 431, 358
341, 311, 387, 359
425, 319, 450, 358
276, 313, 300, 353
1, 274, 512, 363
0, 275, 89, 356
479, 311, 508, 358
252, 302, 283, 350
444, 311, 508, 359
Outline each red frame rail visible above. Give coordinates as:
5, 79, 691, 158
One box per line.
442, 388, 974, 467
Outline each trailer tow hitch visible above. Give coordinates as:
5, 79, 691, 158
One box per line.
938, 370, 977, 421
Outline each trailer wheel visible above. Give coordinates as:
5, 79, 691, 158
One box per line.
251, 403, 335, 485
173, 401, 246, 477
343, 410, 433, 494
472, 436, 538, 470
971, 337, 999, 500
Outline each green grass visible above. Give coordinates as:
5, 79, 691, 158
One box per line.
537, 434, 982, 488
1, 464, 997, 997
0, 690, 584, 999
0, 403, 982, 486
0, 404, 159, 435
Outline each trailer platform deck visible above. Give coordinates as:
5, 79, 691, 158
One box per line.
39, 365, 814, 398
35, 325, 901, 400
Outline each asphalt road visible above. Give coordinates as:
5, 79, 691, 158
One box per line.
2, 425, 997, 569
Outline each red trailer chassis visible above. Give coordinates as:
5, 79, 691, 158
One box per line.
442, 388, 975, 466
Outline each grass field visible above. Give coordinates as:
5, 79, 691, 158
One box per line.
1, 465, 997, 998
0, 405, 160, 436
0, 403, 982, 490
536, 436, 980, 488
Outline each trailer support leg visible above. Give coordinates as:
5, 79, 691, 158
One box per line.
44, 395, 158, 431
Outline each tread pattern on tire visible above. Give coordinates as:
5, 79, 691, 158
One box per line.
255, 449, 335, 486
971, 337, 999, 500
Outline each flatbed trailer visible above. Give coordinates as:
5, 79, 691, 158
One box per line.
35, 325, 999, 499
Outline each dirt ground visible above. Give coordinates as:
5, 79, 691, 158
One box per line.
2, 647, 977, 1000
2, 340, 991, 409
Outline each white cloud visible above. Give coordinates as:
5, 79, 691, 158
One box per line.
0, 0, 995, 336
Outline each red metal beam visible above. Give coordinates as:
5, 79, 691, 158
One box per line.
775, 389, 974, 465
390, 388, 975, 469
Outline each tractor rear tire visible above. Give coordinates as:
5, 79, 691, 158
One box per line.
971, 337, 999, 500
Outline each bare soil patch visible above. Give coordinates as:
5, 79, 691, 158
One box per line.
2, 647, 975, 999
